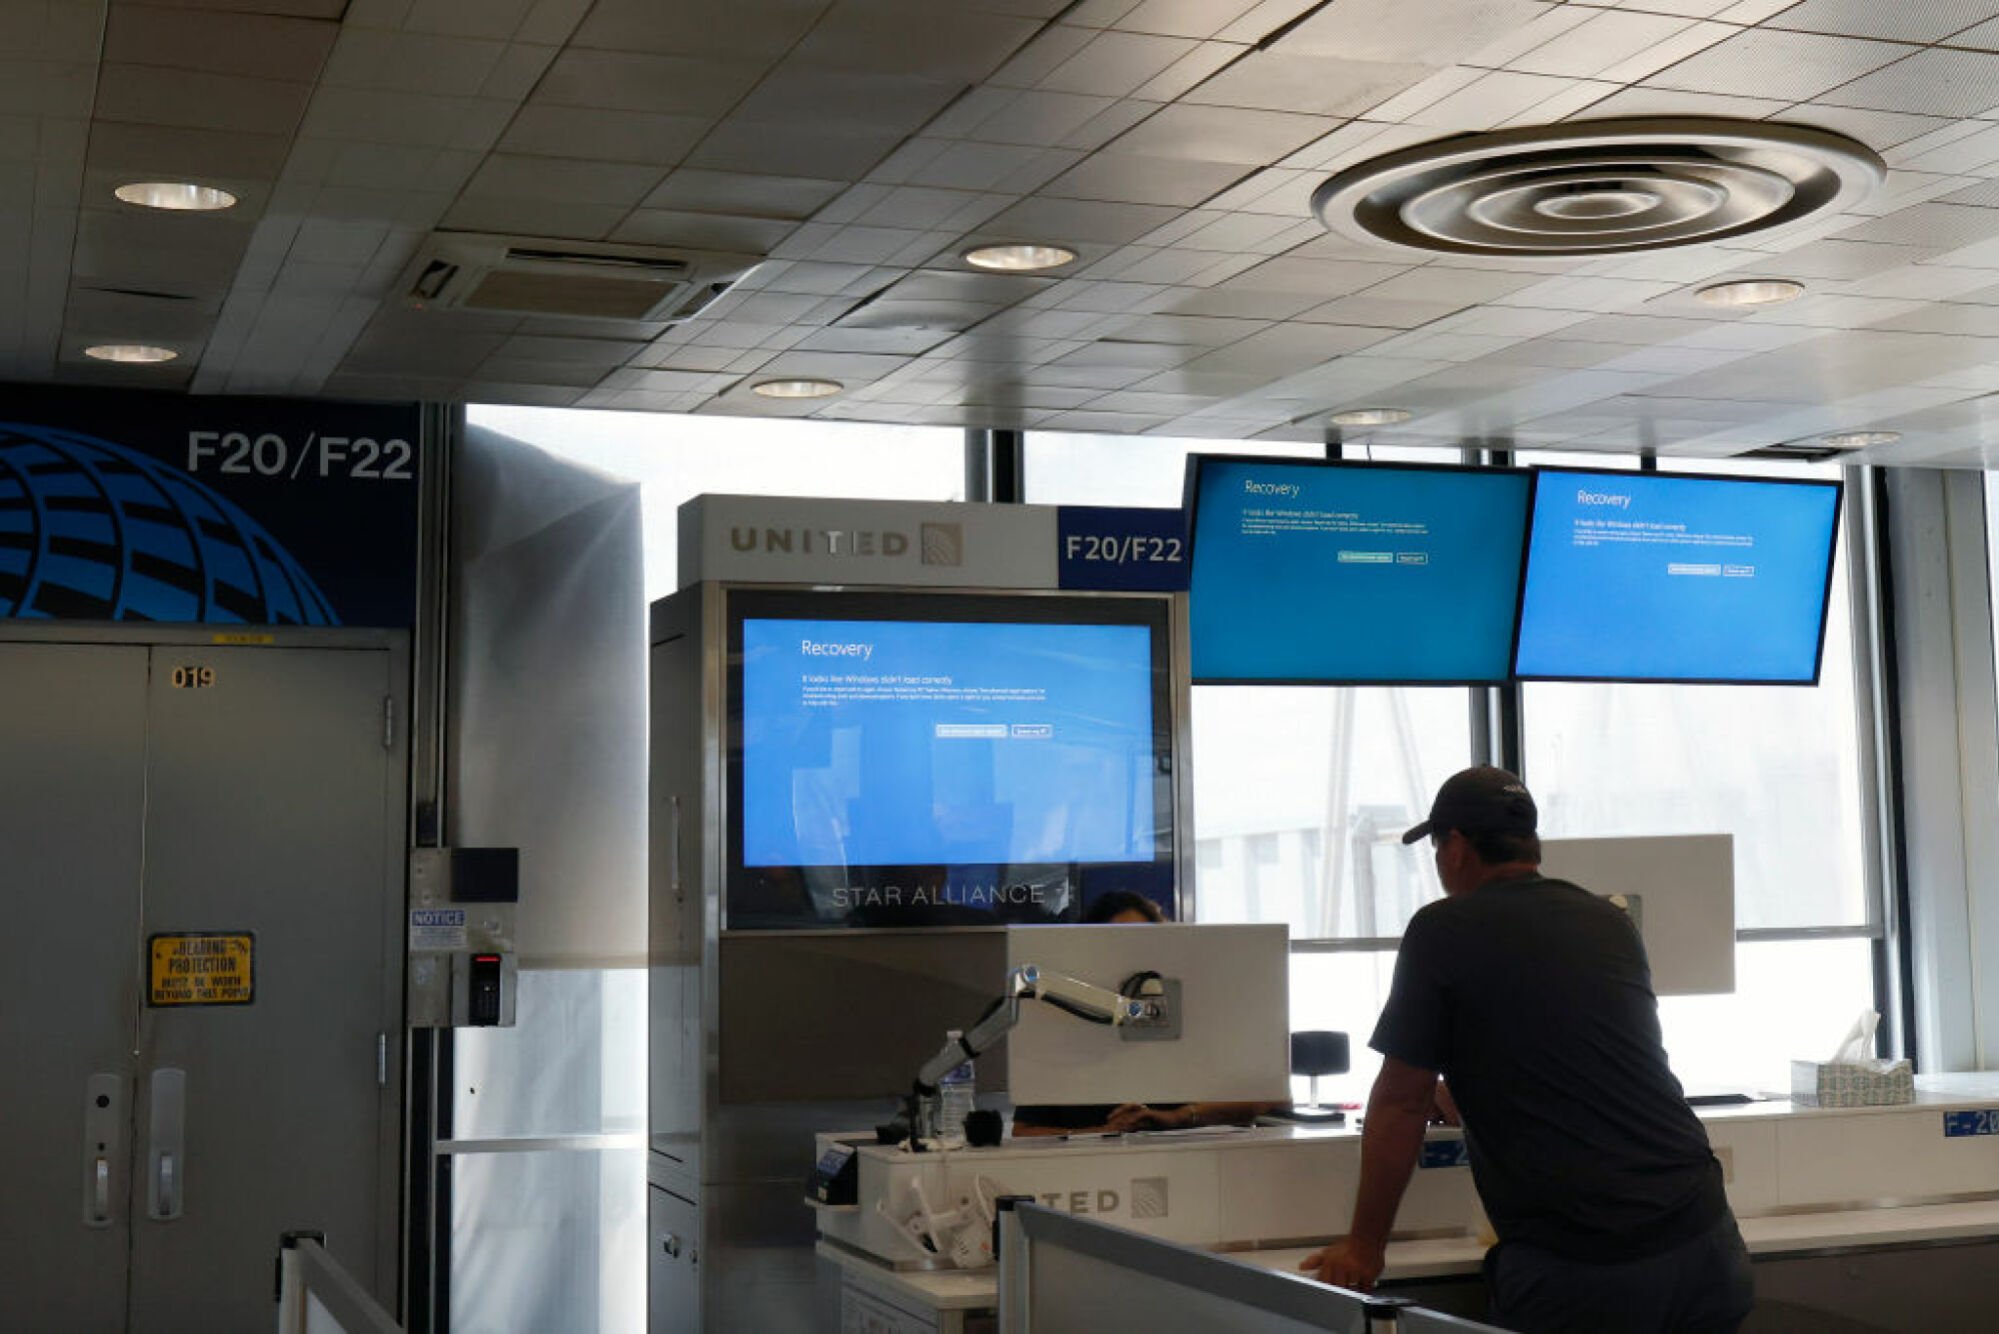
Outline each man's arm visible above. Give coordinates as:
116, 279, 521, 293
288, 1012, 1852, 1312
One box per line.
1298, 1055, 1438, 1291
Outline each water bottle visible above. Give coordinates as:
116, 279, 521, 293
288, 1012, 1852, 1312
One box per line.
937, 1030, 976, 1144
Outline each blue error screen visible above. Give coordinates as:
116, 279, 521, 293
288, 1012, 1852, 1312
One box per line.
1189, 459, 1533, 683
740, 618, 1159, 867
1514, 471, 1840, 683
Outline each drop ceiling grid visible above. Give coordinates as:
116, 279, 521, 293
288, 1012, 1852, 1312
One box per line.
30, 0, 1999, 460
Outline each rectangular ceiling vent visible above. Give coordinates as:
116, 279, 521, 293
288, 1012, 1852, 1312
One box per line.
1733, 441, 1855, 463
402, 234, 762, 323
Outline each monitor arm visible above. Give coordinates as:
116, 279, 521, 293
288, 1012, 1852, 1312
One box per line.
914, 963, 1154, 1094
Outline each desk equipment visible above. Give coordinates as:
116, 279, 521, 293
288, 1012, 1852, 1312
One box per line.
1283, 1030, 1351, 1125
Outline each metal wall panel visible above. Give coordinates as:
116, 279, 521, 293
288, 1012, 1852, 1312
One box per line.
0, 643, 149, 1333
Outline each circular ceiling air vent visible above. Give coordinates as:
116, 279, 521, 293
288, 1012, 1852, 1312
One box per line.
1311, 119, 1883, 258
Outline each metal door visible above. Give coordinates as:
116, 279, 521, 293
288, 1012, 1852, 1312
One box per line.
0, 633, 404, 1333
0, 643, 149, 1331
130, 642, 402, 1331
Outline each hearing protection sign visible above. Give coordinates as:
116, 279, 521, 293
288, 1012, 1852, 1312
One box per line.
148, 933, 255, 1006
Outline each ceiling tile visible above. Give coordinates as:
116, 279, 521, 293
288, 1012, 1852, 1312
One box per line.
686, 122, 907, 180
1767, 0, 1999, 42
399, 0, 540, 40
570, 0, 819, 59
642, 170, 847, 220
1276, 0, 1547, 65
733, 69, 965, 134
792, 5, 1043, 81
1116, 0, 1267, 40
1507, 10, 1695, 81
1646, 29, 1905, 103
1816, 48, 1999, 118
498, 106, 709, 166
1040, 30, 1199, 96
96, 66, 316, 136
105, 7, 336, 81
463, 154, 662, 207
1107, 102, 1337, 163
1186, 51, 1436, 118
534, 49, 765, 115
609, 210, 798, 252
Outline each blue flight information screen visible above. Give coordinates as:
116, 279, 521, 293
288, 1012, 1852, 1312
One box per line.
740, 617, 1160, 867
1188, 458, 1534, 683
1514, 470, 1841, 683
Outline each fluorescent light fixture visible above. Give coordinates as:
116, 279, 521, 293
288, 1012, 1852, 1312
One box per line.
1327, 407, 1413, 427
963, 243, 1077, 272
114, 181, 237, 212
84, 344, 178, 363
752, 378, 842, 399
1695, 278, 1805, 308
1821, 430, 1899, 448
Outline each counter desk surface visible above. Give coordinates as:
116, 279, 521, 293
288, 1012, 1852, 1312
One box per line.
818, 1073, 1999, 1316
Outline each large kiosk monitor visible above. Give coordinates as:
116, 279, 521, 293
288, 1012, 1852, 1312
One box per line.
727, 587, 1180, 929
1513, 468, 1842, 684
1186, 456, 1535, 685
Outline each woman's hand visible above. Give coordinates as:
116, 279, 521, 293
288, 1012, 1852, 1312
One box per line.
1104, 1103, 1195, 1132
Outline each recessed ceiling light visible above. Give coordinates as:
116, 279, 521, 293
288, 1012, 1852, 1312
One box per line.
1821, 430, 1900, 448
752, 378, 842, 399
114, 181, 237, 212
1695, 278, 1806, 308
1328, 407, 1413, 427
84, 344, 178, 363
962, 243, 1077, 272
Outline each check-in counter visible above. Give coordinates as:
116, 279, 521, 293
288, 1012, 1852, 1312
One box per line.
815, 1073, 1999, 1333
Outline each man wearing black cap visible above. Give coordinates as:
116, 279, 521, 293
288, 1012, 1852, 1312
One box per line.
1300, 766, 1753, 1333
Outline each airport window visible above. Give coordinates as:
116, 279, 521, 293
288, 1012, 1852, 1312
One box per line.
456, 406, 963, 1331
471, 406, 965, 600
1023, 434, 1478, 941
1520, 457, 1877, 1091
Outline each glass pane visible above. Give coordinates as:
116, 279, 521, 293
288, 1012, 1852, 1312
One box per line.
1289, 937, 1876, 1105
1023, 432, 1465, 507
1659, 938, 1876, 1094
1193, 687, 1472, 937
1023, 433, 1322, 507
450, 1147, 646, 1334
1287, 950, 1397, 1110
1521, 460, 1868, 929
468, 407, 964, 602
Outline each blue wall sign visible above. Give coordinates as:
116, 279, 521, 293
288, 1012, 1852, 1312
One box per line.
0, 384, 420, 627
1056, 507, 1190, 591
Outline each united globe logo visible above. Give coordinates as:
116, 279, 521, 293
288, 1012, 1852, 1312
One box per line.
0, 422, 339, 624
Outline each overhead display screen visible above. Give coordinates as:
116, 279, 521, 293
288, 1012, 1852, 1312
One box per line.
727, 590, 1176, 929
1513, 468, 1842, 684
1186, 457, 1535, 684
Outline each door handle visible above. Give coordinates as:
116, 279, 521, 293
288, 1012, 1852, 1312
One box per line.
156, 1154, 177, 1217
148, 1068, 186, 1221
83, 1074, 123, 1228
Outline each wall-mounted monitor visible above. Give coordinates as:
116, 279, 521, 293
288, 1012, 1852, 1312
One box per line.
1513, 468, 1842, 685
726, 588, 1179, 929
1185, 456, 1535, 685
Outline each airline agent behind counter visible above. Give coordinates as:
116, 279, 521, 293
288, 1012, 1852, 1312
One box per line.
1009, 890, 1287, 1136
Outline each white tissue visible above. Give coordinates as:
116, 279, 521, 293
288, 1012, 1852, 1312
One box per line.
1829, 1010, 1883, 1066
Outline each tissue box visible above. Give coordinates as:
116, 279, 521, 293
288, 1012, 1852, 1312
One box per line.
1789, 1059, 1914, 1108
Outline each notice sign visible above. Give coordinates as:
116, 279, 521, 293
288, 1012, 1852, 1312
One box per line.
149, 933, 255, 1007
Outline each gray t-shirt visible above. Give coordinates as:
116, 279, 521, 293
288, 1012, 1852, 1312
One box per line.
1371, 874, 1727, 1261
